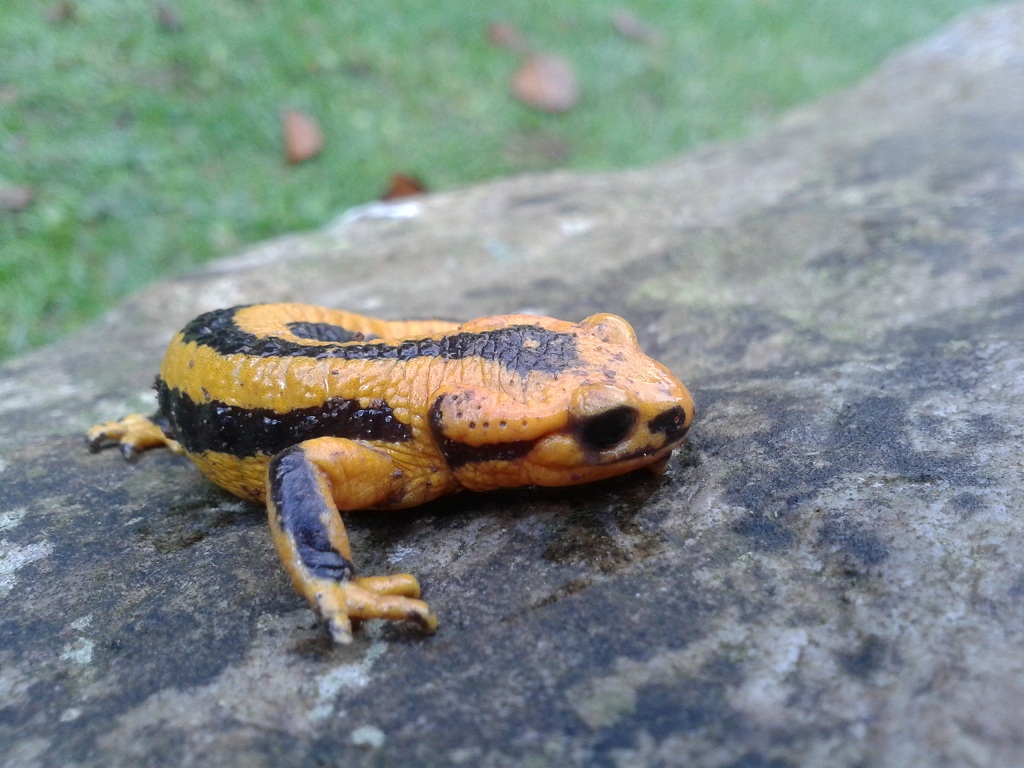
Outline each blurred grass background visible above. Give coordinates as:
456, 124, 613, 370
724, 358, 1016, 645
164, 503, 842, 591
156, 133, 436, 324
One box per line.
0, 0, 1002, 360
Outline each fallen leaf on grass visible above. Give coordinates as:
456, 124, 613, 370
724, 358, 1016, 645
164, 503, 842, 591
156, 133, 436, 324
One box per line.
612, 9, 659, 43
381, 174, 428, 201
155, 5, 183, 32
46, 2, 77, 22
511, 54, 579, 114
487, 21, 527, 53
282, 110, 323, 164
0, 186, 35, 213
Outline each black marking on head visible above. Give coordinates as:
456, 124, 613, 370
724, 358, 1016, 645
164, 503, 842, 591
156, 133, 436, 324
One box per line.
574, 406, 638, 452
428, 395, 536, 470
269, 447, 355, 582
649, 406, 690, 444
156, 378, 411, 458
287, 321, 377, 343
180, 306, 578, 377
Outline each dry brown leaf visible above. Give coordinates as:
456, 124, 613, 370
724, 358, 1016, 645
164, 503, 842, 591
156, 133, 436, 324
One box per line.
155, 5, 183, 32
381, 173, 428, 201
612, 9, 658, 42
511, 54, 579, 114
0, 186, 35, 213
282, 110, 323, 164
46, 2, 77, 23
487, 21, 527, 53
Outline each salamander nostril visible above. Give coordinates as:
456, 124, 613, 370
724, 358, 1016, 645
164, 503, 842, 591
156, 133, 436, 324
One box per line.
648, 406, 689, 443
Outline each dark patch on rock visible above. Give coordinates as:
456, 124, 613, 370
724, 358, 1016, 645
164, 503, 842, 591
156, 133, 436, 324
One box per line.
819, 516, 889, 567
593, 658, 745, 757
0, 438, 289, 765
136, 487, 258, 554
951, 491, 983, 516
731, 512, 797, 553
542, 472, 669, 573
825, 394, 954, 484
837, 635, 888, 678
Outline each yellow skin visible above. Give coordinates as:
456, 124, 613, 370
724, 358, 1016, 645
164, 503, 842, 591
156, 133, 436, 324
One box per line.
88, 304, 694, 643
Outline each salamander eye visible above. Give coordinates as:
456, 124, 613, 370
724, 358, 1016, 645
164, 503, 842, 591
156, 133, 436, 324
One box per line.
576, 406, 638, 451
580, 313, 638, 345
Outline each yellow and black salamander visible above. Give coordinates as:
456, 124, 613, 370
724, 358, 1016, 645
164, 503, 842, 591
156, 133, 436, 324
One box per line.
88, 303, 694, 643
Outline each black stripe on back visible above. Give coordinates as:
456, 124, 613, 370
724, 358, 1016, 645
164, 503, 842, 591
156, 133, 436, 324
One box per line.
287, 321, 377, 343
180, 306, 578, 377
156, 378, 412, 457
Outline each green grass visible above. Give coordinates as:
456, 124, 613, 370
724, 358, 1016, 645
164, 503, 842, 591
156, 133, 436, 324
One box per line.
0, 0, 1003, 359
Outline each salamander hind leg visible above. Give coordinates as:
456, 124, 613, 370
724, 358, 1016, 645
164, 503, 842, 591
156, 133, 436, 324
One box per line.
267, 437, 437, 644
86, 412, 182, 460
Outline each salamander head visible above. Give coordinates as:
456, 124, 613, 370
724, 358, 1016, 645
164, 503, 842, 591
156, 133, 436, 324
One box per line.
440, 313, 694, 490
523, 313, 693, 486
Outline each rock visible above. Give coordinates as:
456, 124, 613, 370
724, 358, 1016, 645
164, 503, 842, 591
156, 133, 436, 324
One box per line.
3, 4, 1024, 766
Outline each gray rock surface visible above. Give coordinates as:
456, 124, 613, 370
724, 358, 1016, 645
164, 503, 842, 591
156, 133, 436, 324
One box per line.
3, 4, 1024, 766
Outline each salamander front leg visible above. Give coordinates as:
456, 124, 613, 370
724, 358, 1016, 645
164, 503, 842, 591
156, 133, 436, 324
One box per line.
266, 437, 437, 644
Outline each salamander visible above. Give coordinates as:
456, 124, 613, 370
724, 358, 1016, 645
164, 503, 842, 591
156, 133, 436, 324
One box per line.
87, 303, 695, 643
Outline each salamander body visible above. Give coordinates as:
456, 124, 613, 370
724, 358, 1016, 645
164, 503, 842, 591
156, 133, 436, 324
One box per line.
88, 303, 694, 642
